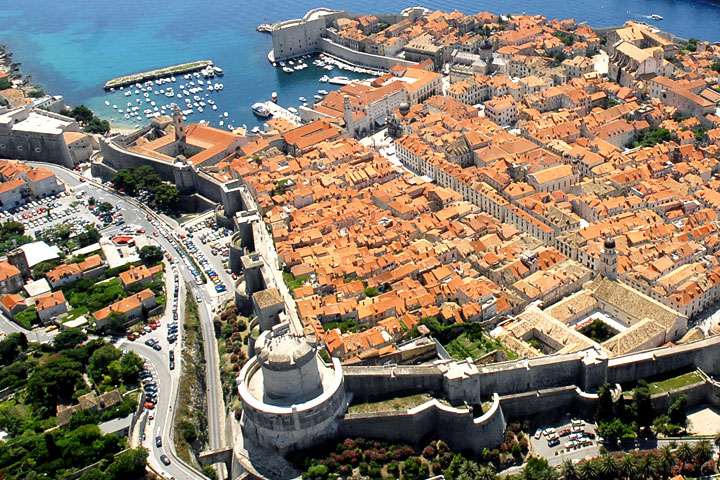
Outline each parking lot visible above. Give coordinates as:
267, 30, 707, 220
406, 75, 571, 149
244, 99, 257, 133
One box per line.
179, 215, 234, 298
531, 418, 602, 463
0, 190, 101, 239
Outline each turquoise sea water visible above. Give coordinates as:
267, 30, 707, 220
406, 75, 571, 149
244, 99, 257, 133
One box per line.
1, 0, 720, 129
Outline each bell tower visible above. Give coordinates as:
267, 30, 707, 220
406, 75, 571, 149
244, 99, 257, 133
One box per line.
599, 236, 617, 280
173, 105, 186, 141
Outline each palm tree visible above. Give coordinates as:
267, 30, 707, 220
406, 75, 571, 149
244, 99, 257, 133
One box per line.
694, 439, 713, 464
619, 453, 639, 480
598, 454, 618, 479
457, 460, 482, 480
657, 445, 676, 478
477, 465, 498, 480
675, 442, 694, 472
637, 453, 658, 480
559, 460, 579, 480
578, 459, 599, 480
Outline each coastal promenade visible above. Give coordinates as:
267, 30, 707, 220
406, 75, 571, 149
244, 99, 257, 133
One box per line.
103, 60, 213, 90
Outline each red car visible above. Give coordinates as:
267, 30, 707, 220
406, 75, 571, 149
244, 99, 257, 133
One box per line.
153, 231, 159, 237
127, 334, 136, 341
79, 178, 86, 183
232, 273, 237, 280
137, 228, 145, 234
144, 402, 155, 410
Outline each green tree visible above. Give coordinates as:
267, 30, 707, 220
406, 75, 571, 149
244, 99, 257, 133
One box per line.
521, 456, 557, 480
0, 221, 24, 236
88, 344, 122, 382
676, 442, 694, 472
598, 418, 635, 440
668, 394, 688, 427
598, 454, 618, 479
27, 90, 45, 98
77, 224, 101, 247
637, 453, 656, 480
152, 182, 179, 210
694, 439, 713, 464
596, 383, 616, 422
27, 355, 84, 416
559, 460, 579, 480
71, 105, 95, 124
401, 457, 428, 480
119, 351, 143, 384
84, 117, 110, 134
105, 447, 148, 480
364, 286, 379, 297
54, 327, 88, 351
139, 245, 164, 265
577, 459, 599, 480
14, 306, 38, 329
657, 445, 676, 477
101, 312, 128, 335
631, 380, 653, 428
181, 420, 197, 443
618, 453, 639, 480
79, 468, 105, 480
69, 408, 100, 429
0, 332, 28, 365
97, 202, 113, 214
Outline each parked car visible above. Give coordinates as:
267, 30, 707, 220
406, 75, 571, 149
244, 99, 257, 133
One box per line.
155, 436, 162, 447
160, 454, 171, 466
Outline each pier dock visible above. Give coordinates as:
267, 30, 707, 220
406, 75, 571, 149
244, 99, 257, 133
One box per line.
103, 60, 213, 90
263, 101, 301, 126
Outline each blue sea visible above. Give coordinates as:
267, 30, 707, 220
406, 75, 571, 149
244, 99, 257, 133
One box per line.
1, 0, 720, 130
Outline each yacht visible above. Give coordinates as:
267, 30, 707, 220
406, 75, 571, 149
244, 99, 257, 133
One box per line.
299, 96, 307, 102
213, 66, 224, 75
318, 89, 329, 95
283, 67, 294, 74
251, 102, 271, 118
650, 13, 663, 20
328, 76, 351, 85
319, 75, 329, 83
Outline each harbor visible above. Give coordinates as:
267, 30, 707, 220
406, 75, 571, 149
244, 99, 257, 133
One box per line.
103, 60, 214, 90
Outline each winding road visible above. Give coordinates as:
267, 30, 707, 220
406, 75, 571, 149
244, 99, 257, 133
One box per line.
17, 163, 228, 480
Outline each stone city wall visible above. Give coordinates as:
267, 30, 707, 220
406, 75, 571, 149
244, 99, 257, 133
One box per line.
318, 38, 417, 70
338, 394, 506, 454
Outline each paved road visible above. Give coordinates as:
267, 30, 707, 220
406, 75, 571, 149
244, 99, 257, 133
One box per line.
37, 163, 227, 479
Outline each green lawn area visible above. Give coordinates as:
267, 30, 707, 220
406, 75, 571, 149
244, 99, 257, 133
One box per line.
282, 272, 307, 291
648, 371, 705, 395
64, 307, 88, 321
348, 394, 438, 414
444, 332, 518, 361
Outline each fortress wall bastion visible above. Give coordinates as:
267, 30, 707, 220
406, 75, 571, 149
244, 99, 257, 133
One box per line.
343, 366, 445, 400
338, 393, 505, 454
499, 386, 597, 424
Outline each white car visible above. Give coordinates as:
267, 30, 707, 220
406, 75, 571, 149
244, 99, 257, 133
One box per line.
534, 428, 542, 439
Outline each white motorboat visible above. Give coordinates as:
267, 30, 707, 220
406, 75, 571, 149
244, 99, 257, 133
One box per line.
299, 96, 307, 102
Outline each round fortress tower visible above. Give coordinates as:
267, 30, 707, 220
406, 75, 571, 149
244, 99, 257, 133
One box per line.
238, 323, 346, 454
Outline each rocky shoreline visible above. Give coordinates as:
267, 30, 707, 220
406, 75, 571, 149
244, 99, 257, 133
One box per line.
0, 44, 43, 92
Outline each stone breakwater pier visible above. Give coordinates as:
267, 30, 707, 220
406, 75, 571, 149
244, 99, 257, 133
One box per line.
103, 60, 213, 90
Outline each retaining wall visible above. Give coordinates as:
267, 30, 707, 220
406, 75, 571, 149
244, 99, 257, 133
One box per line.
338, 394, 505, 454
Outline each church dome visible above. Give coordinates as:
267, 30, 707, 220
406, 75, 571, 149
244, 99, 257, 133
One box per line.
604, 237, 616, 250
